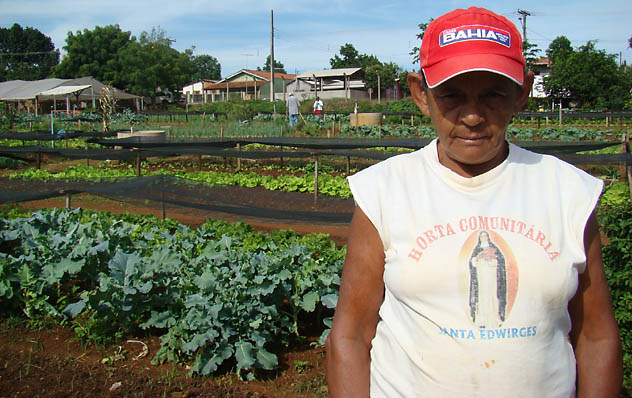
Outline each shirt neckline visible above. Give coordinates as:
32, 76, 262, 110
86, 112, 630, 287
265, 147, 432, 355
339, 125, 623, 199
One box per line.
424, 138, 512, 191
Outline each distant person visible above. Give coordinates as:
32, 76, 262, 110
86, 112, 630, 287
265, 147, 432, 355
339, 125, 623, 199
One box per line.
286, 93, 300, 127
313, 96, 324, 119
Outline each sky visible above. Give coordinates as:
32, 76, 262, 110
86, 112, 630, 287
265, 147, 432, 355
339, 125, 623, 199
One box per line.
1, 0, 631, 79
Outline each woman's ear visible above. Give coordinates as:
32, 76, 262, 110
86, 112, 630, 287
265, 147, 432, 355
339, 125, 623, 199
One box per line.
515, 70, 535, 113
408, 72, 430, 116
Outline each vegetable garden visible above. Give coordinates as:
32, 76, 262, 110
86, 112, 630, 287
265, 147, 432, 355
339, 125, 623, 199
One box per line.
1, 101, 632, 397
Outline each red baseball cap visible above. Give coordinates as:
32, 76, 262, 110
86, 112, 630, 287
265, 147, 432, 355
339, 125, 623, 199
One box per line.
420, 7, 525, 88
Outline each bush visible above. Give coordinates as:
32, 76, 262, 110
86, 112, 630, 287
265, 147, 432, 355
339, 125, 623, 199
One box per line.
598, 201, 632, 396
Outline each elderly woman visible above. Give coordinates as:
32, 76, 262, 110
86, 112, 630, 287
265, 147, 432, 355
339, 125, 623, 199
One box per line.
326, 7, 621, 398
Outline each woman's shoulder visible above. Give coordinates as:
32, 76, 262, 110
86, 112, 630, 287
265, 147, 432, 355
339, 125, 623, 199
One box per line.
508, 143, 603, 189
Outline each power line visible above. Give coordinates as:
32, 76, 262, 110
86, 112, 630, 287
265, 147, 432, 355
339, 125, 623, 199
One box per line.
0, 50, 57, 56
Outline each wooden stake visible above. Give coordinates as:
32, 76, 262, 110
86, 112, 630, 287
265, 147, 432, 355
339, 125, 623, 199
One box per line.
314, 155, 319, 203
161, 189, 166, 220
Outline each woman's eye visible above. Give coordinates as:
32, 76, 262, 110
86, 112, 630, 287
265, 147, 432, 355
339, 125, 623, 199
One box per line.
485, 91, 506, 98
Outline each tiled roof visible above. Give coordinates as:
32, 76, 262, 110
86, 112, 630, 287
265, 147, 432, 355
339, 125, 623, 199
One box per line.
243, 69, 297, 81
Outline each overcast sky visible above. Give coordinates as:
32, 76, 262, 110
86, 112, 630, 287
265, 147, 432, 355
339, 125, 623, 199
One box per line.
2, 0, 631, 78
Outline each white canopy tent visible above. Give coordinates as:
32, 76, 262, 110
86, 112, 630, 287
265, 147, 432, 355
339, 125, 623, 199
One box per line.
0, 77, 141, 114
37, 85, 93, 115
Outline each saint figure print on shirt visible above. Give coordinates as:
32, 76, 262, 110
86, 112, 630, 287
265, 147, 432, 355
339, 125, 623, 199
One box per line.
468, 230, 507, 328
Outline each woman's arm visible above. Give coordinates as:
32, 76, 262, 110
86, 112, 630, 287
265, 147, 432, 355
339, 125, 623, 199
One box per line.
326, 206, 386, 397
569, 211, 622, 397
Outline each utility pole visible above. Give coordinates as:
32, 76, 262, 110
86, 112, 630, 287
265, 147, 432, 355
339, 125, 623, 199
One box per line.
517, 9, 531, 43
270, 9, 276, 114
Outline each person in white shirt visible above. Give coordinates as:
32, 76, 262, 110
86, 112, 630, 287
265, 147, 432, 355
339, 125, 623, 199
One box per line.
313, 96, 323, 119
326, 6, 622, 398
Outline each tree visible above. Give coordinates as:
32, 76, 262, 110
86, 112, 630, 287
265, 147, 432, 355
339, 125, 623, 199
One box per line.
397, 70, 411, 97
546, 36, 573, 65
544, 41, 631, 109
258, 55, 286, 73
522, 40, 541, 70
364, 62, 401, 94
118, 41, 194, 102
190, 54, 221, 81
139, 26, 175, 47
0, 23, 59, 81
54, 25, 132, 87
329, 43, 380, 70
409, 19, 433, 65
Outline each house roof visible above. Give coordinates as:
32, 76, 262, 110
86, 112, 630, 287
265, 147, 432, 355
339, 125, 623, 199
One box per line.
219, 69, 296, 83
205, 80, 264, 90
296, 68, 362, 79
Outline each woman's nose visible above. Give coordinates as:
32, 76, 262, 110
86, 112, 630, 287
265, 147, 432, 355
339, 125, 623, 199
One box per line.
460, 100, 485, 127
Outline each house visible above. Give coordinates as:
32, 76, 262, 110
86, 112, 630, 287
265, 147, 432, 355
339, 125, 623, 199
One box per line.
200, 69, 296, 103
182, 79, 219, 104
0, 76, 140, 114
286, 68, 366, 101
531, 57, 552, 99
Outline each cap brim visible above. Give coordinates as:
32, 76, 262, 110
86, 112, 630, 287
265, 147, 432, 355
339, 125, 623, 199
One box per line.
423, 53, 524, 88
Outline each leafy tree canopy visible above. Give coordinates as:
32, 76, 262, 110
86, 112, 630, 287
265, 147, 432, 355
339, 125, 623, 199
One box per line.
409, 19, 433, 65
398, 70, 411, 97
0, 23, 59, 81
190, 54, 221, 81
54, 24, 132, 87
139, 26, 175, 47
364, 62, 402, 93
544, 40, 631, 109
546, 35, 573, 65
118, 41, 195, 99
258, 55, 286, 74
330, 43, 380, 70
53, 25, 221, 100
522, 40, 541, 70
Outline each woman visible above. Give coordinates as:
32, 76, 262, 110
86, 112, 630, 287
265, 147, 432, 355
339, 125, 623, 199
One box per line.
326, 6, 621, 398
469, 230, 507, 328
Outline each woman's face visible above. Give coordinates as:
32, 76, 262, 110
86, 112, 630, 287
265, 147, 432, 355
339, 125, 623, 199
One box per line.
411, 71, 532, 177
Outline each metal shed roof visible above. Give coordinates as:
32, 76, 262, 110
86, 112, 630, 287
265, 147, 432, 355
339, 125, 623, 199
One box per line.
296, 68, 362, 79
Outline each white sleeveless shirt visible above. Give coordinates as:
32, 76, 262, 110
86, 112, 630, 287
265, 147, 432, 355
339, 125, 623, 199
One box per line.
347, 139, 603, 398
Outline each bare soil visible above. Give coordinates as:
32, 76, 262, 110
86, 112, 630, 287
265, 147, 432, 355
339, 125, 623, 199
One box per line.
0, 157, 356, 397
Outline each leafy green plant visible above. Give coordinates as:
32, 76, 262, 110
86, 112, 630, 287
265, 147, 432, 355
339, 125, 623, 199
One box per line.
598, 201, 632, 395
0, 208, 344, 379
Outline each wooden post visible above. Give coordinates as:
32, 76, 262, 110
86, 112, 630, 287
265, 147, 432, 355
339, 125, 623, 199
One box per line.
280, 127, 284, 167
136, 151, 141, 176
161, 189, 166, 220
559, 105, 562, 127
314, 155, 319, 203
236, 143, 241, 171
623, 133, 631, 201
346, 156, 351, 176
65, 193, 71, 209
36, 150, 41, 169
410, 115, 414, 126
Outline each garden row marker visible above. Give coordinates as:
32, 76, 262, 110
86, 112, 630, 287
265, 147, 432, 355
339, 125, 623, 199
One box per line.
314, 155, 319, 203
